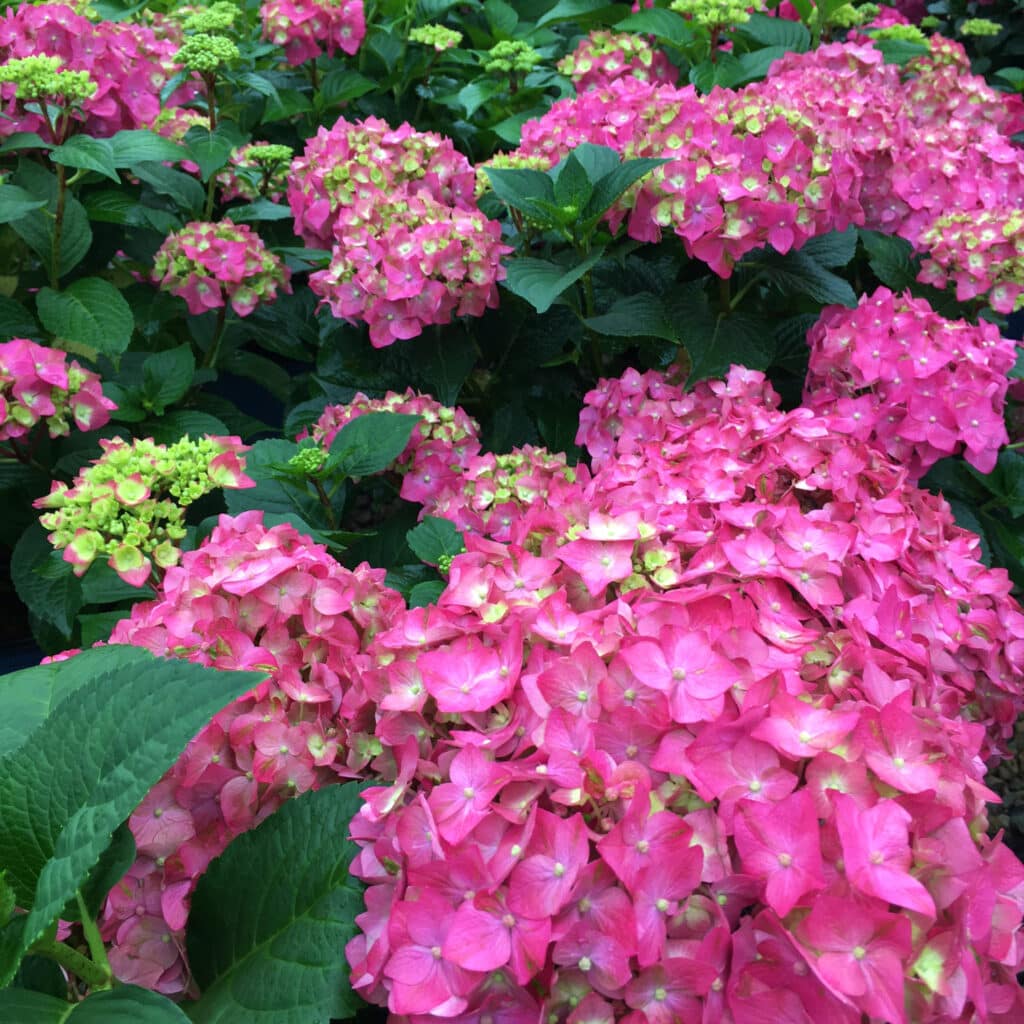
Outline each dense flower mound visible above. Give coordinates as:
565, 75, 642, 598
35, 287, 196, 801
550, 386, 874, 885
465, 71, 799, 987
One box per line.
97, 511, 404, 992
557, 29, 678, 90
151, 219, 291, 317
259, 0, 365, 66
803, 287, 1018, 477
287, 116, 478, 250
342, 367, 1024, 1022
0, 337, 114, 441
505, 75, 864, 277
0, 2, 196, 140
288, 116, 507, 345
104, 367, 1024, 1019
215, 142, 293, 203
35, 435, 253, 586
759, 39, 1024, 309
308, 193, 512, 347
305, 389, 481, 504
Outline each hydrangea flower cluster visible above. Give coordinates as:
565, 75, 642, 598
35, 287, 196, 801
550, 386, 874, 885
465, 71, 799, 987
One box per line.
802, 288, 1018, 477
309, 193, 511, 347
288, 116, 508, 345
34, 434, 253, 586
557, 30, 678, 91
287, 115, 478, 250
0, 2, 197, 141
98, 511, 405, 992
670, 0, 765, 28
103, 366, 1024, 1017
408, 24, 463, 52
0, 337, 115, 442
216, 142, 293, 203
259, 0, 365, 66
151, 219, 291, 318
507, 76, 863, 276
303, 389, 481, 505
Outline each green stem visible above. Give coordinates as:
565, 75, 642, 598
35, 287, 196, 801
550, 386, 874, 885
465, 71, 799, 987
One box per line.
203, 173, 217, 220
202, 300, 228, 369
717, 274, 730, 309
31, 938, 111, 990
204, 72, 218, 132
311, 477, 338, 530
728, 270, 766, 311
76, 891, 113, 987
50, 162, 67, 289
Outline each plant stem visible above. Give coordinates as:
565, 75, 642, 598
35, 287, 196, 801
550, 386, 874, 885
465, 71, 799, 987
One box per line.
311, 477, 338, 529
76, 891, 113, 987
202, 300, 228, 369
204, 72, 218, 131
31, 938, 111, 990
50, 162, 67, 289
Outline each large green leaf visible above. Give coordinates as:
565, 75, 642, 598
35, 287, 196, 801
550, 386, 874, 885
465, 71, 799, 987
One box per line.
0, 985, 194, 1022
859, 229, 917, 290
185, 785, 368, 1024
36, 278, 134, 357
325, 412, 421, 478
504, 247, 606, 314
615, 8, 692, 45
740, 12, 810, 51
0, 648, 265, 984
108, 130, 187, 167
131, 162, 206, 215
0, 184, 47, 224
584, 292, 679, 341
407, 516, 465, 566
10, 524, 82, 642
11, 195, 92, 280
50, 137, 119, 183
0, 296, 41, 341
223, 439, 321, 521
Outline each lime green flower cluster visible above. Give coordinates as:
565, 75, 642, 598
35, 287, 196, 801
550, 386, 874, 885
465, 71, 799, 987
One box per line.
960, 18, 1002, 38
409, 23, 463, 52
34, 434, 254, 586
288, 443, 327, 476
669, 0, 765, 28
826, 4, 878, 28
0, 55, 96, 102
869, 23, 929, 45
177, 32, 240, 73
182, 2, 239, 34
483, 40, 542, 74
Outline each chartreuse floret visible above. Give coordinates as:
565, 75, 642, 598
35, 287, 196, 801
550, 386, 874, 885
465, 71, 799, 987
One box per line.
34, 434, 252, 585
182, 1, 239, 34
0, 55, 96, 102
960, 18, 1002, 37
409, 24, 463, 51
483, 40, 542, 74
670, 0, 765, 27
177, 32, 240, 72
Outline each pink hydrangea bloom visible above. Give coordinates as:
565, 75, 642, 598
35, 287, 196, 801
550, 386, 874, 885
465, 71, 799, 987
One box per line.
260, 0, 365, 66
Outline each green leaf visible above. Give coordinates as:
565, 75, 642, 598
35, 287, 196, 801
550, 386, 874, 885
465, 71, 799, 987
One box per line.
689, 53, 746, 92
36, 278, 133, 357
503, 247, 606, 315
583, 157, 667, 222
72, 821, 136, 921
569, 143, 621, 185
537, 0, 619, 26
409, 580, 445, 607
407, 516, 465, 566
142, 345, 196, 412
326, 412, 421, 478
80, 562, 144, 604
108, 129, 186, 167
0, 184, 48, 223
688, 311, 775, 384
132, 162, 206, 216
740, 11, 810, 51
584, 292, 678, 341
185, 785, 368, 1024
968, 450, 1024, 517
735, 47, 790, 85
0, 648, 265, 984
0, 132, 53, 154
10, 524, 81, 642
859, 229, 917, 290
184, 129, 237, 183
872, 37, 930, 66
551, 152, 594, 217
51, 986, 192, 1022
0, 296, 41, 341
483, 166, 561, 225
615, 8, 692, 44
0, 989, 68, 1021
751, 248, 858, 307
143, 411, 230, 446
223, 439, 319, 521
50, 136, 119, 183
318, 69, 376, 107
801, 227, 858, 269
227, 198, 292, 222
11, 195, 92, 280
485, 0, 519, 35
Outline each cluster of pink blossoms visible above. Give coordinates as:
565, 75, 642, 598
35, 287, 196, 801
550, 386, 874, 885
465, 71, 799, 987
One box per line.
97, 511, 405, 991
304, 389, 481, 504
288, 117, 509, 346
259, 0, 365, 66
151, 219, 291, 318
0, 2, 196, 141
803, 287, 1018, 478
758, 38, 1024, 310
557, 30, 678, 91
0, 337, 114, 442
504, 75, 863, 277
102, 363, 1024, 1020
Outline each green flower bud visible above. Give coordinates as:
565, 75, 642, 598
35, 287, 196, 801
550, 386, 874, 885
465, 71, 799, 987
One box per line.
409, 24, 463, 52
177, 32, 240, 73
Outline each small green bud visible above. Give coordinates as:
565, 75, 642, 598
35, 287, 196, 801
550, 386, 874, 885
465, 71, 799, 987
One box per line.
177, 32, 240, 73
